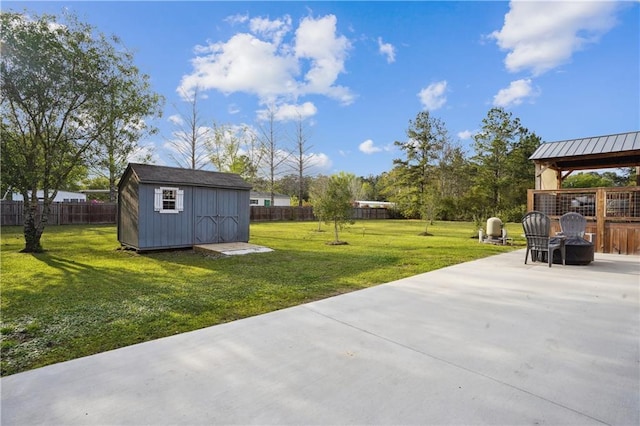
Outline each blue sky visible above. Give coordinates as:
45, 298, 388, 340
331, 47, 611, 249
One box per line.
5, 1, 640, 177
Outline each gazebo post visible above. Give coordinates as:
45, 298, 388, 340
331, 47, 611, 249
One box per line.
595, 188, 606, 253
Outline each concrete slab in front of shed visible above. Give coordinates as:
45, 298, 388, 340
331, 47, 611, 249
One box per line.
193, 242, 273, 256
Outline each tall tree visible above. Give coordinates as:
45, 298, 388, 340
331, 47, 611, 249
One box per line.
1, 11, 158, 252
360, 174, 386, 202
93, 67, 163, 201
391, 111, 449, 233
504, 131, 541, 208
275, 174, 312, 201
471, 107, 540, 216
166, 87, 210, 169
432, 141, 474, 220
257, 107, 289, 206
289, 113, 315, 207
562, 171, 617, 188
434, 140, 469, 199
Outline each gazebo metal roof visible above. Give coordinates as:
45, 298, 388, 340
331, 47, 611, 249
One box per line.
529, 131, 640, 171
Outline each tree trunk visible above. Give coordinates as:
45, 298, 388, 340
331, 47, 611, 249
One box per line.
22, 198, 45, 253
109, 181, 117, 203
333, 219, 340, 243
109, 158, 117, 203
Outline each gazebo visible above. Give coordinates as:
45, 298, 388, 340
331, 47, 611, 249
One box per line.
527, 131, 640, 255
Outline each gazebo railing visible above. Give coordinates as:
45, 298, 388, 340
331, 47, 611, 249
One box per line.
529, 187, 640, 219
527, 186, 640, 254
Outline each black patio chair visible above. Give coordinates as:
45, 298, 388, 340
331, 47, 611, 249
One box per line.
522, 211, 565, 267
559, 212, 595, 263
559, 212, 586, 238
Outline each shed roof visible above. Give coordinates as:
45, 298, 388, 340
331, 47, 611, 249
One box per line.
529, 131, 640, 170
125, 163, 252, 190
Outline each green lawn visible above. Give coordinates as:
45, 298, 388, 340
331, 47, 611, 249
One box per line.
1, 220, 523, 376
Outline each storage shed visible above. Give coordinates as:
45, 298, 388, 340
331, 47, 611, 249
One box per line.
118, 163, 252, 251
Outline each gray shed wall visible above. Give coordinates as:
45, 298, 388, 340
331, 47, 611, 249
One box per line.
134, 184, 250, 250
138, 184, 194, 250
118, 176, 139, 248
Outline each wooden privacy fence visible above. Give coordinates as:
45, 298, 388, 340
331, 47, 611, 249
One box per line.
249, 206, 397, 221
527, 186, 640, 255
1, 201, 117, 226
250, 206, 316, 221
1, 202, 397, 226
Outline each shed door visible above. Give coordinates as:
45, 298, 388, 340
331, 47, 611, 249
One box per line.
216, 189, 239, 242
194, 188, 239, 244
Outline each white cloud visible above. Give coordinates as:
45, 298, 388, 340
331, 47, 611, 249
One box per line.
294, 15, 354, 104
457, 130, 475, 140
308, 152, 332, 173
249, 15, 292, 44
378, 37, 396, 63
258, 101, 318, 122
179, 33, 298, 101
254, 145, 330, 177
228, 104, 240, 114
179, 14, 354, 107
168, 114, 183, 126
418, 80, 448, 111
490, 1, 621, 75
225, 14, 249, 25
283, 152, 332, 175
493, 78, 538, 108
359, 139, 382, 154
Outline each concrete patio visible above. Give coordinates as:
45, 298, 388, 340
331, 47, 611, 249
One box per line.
1, 250, 638, 425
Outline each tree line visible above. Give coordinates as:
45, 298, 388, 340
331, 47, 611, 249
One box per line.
297, 107, 543, 242
1, 11, 635, 252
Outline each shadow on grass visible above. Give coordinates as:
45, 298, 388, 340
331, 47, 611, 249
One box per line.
2, 247, 401, 376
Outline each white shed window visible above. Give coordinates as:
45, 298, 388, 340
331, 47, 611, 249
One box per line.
154, 187, 184, 214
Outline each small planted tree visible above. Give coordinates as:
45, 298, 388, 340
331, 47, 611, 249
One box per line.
309, 175, 330, 232
312, 172, 357, 245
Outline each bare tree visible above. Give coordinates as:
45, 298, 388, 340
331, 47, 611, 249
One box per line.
257, 107, 290, 206
166, 87, 210, 169
289, 113, 315, 206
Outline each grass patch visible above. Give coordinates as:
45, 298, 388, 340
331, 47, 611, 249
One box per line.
1, 220, 523, 376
